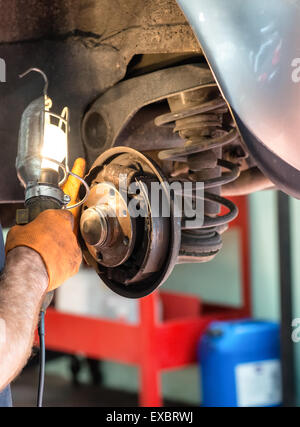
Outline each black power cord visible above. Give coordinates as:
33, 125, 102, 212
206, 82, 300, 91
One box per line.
36, 292, 53, 407
37, 310, 46, 407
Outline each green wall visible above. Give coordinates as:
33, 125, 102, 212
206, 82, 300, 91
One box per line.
249, 191, 280, 321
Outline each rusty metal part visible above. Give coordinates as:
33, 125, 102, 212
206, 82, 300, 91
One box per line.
155, 83, 240, 261
222, 167, 275, 197
81, 182, 135, 268
82, 63, 244, 265
80, 207, 110, 247
115, 103, 184, 152
80, 146, 181, 298
158, 129, 238, 162
178, 228, 223, 264
82, 64, 214, 165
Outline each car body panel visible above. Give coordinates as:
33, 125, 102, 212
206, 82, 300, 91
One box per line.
177, 0, 300, 197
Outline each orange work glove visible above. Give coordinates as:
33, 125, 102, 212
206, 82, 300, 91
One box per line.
5, 210, 82, 292
5, 158, 86, 291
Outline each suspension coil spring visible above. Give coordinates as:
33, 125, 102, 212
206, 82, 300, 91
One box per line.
155, 85, 241, 261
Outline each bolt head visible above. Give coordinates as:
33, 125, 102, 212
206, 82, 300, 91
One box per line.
63, 194, 71, 204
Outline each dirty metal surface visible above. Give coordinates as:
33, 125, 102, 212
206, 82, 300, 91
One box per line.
82, 64, 213, 166
0, 0, 200, 61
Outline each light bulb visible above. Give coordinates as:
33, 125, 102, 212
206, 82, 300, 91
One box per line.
41, 123, 67, 172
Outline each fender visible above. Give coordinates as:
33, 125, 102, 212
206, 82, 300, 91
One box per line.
177, 0, 300, 198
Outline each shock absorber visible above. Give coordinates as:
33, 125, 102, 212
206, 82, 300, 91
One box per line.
155, 85, 240, 262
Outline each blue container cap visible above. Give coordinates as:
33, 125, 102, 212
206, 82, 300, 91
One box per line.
203, 319, 280, 354
207, 319, 279, 335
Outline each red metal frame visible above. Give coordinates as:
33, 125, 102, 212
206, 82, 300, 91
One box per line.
42, 196, 251, 406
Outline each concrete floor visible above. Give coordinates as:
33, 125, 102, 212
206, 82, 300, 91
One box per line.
12, 367, 139, 407
11, 360, 187, 407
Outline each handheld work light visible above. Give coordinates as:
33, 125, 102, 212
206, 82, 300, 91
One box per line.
15, 68, 89, 407
16, 68, 89, 223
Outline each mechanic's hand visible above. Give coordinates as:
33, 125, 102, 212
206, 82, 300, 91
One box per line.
5, 210, 82, 291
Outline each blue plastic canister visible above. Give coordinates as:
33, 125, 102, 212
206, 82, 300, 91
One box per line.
199, 320, 282, 407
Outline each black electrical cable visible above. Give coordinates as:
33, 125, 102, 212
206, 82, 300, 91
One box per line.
37, 310, 46, 407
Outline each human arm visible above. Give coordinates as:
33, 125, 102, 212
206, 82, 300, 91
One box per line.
0, 209, 82, 391
0, 247, 48, 390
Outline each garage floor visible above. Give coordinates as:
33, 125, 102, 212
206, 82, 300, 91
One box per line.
12, 368, 139, 407
11, 359, 187, 407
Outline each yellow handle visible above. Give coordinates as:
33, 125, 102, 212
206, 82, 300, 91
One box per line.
62, 158, 86, 231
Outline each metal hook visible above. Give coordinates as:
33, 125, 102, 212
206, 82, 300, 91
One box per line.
19, 68, 49, 97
